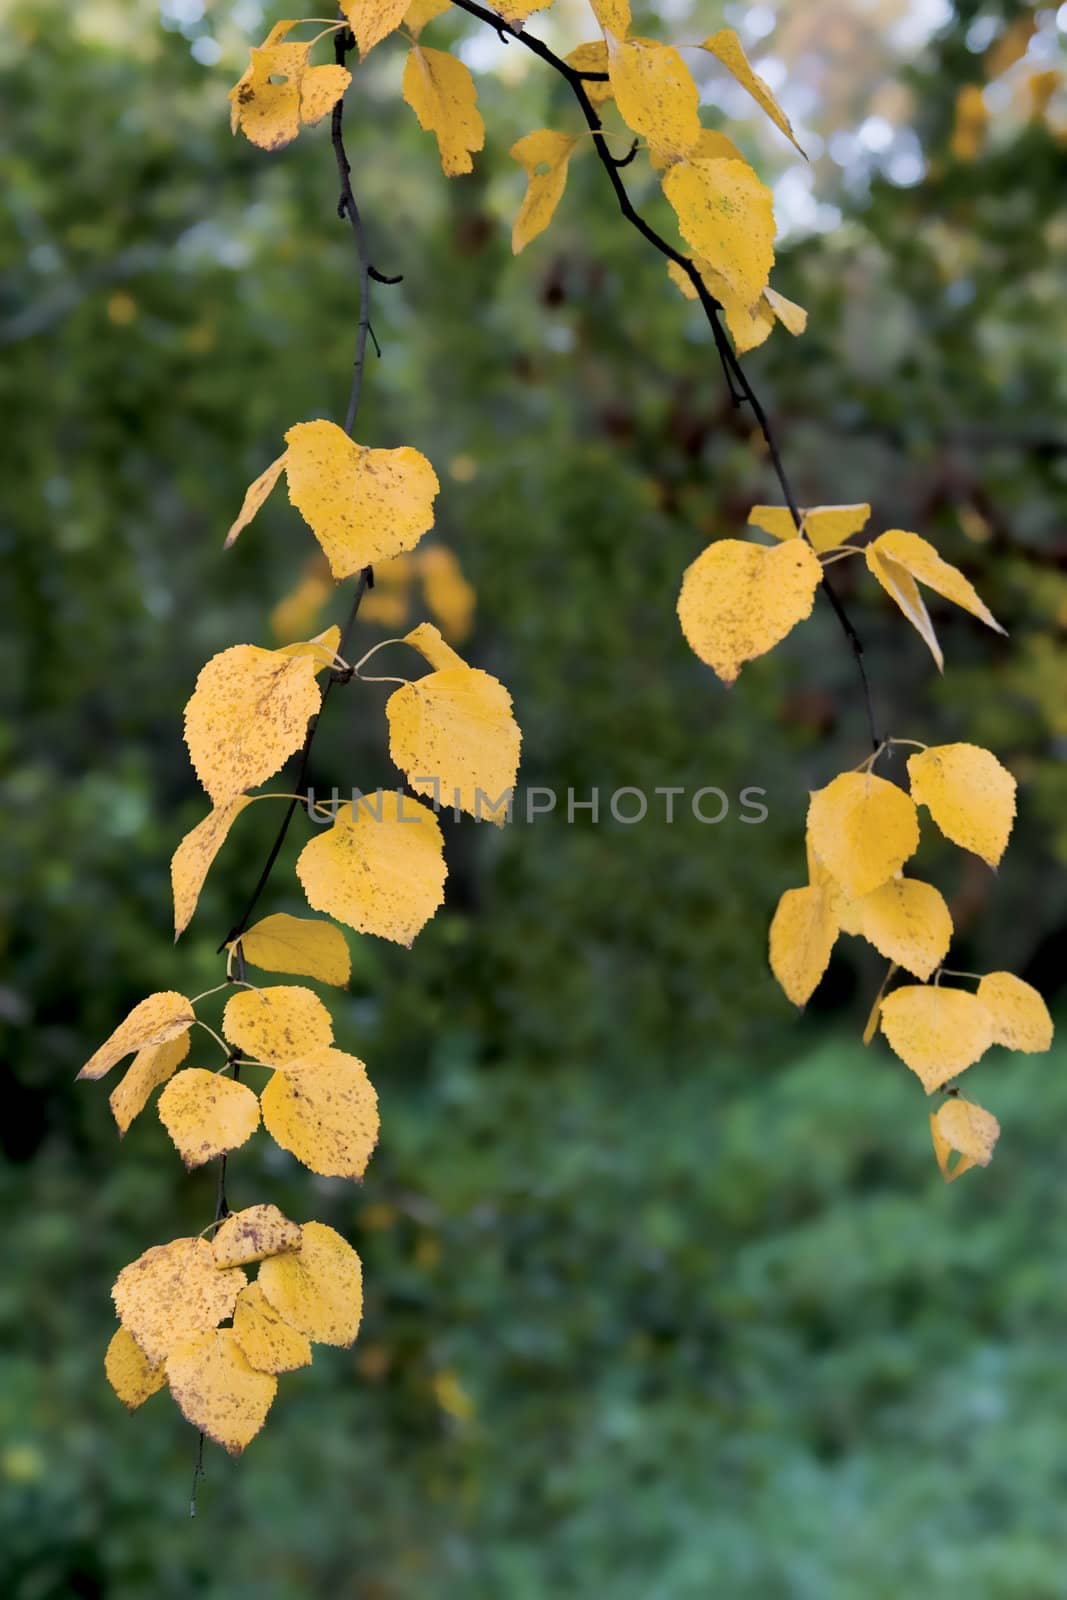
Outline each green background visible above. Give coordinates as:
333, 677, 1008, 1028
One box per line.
2, 0, 1066, 1593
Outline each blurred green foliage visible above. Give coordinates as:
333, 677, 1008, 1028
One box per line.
1, 0, 1065, 1592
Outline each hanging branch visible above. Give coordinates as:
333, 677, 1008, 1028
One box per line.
448, 0, 879, 748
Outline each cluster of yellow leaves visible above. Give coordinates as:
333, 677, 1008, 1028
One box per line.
79, 982, 380, 1181
768, 739, 1050, 1180
83, 979, 381, 1447
680, 503, 1006, 689
270, 542, 476, 648
106, 1215, 363, 1453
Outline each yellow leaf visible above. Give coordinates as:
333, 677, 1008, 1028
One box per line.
976, 971, 1054, 1053
283, 419, 440, 579
699, 28, 805, 155
879, 984, 993, 1093
509, 130, 578, 255
157, 1069, 260, 1170
404, 0, 451, 37
261, 1047, 379, 1180
906, 743, 1016, 869
224, 452, 287, 548
748, 502, 870, 555
229, 34, 351, 151
565, 41, 613, 105
112, 1237, 245, 1366
213, 1204, 303, 1269
865, 531, 1005, 667
662, 158, 775, 307
104, 1327, 166, 1411
183, 644, 321, 807
222, 984, 334, 1067
432, 1368, 475, 1420
233, 913, 351, 989
402, 46, 485, 177
768, 884, 838, 1007
386, 624, 521, 823
109, 1034, 190, 1136
342, 0, 410, 58
930, 1097, 1000, 1181
849, 877, 952, 982
866, 544, 944, 671
166, 1329, 276, 1456
232, 1284, 312, 1375
258, 1221, 364, 1347
607, 35, 701, 163
806, 771, 919, 898
172, 797, 254, 939
676, 537, 821, 685
79, 991, 196, 1082
419, 544, 476, 642
589, 0, 630, 37
296, 790, 447, 946
668, 258, 776, 352
763, 285, 807, 336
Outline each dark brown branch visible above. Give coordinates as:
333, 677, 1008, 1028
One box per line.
448, 0, 880, 748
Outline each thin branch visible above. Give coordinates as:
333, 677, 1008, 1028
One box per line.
332, 27, 373, 438
447, 0, 880, 748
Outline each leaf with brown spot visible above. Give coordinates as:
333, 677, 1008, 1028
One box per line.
222, 984, 334, 1066
157, 1069, 261, 1170
213, 1205, 303, 1269
166, 1329, 277, 1456
112, 1238, 245, 1365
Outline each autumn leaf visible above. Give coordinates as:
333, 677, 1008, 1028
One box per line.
261, 1047, 380, 1180
402, 46, 485, 177
847, 876, 953, 982
284, 420, 440, 579
109, 1034, 190, 1136
222, 985, 334, 1067
229, 27, 350, 151
342, 0, 411, 59
662, 157, 775, 307
769, 883, 838, 1006
112, 1238, 245, 1366
677, 537, 822, 684
607, 35, 702, 163
976, 971, 1054, 1053
806, 772, 919, 898
225, 452, 287, 548
166, 1329, 277, 1456
232, 913, 351, 989
213, 1204, 303, 1269
865, 530, 1005, 669
79, 992, 196, 1082
258, 1221, 364, 1347
296, 790, 447, 946
104, 1327, 167, 1411
906, 743, 1016, 869
509, 131, 579, 254
879, 984, 994, 1093
386, 623, 521, 823
495, 0, 555, 22
930, 1097, 1000, 1181
748, 503, 870, 555
172, 797, 254, 940
183, 644, 321, 807
699, 28, 805, 154
157, 1069, 261, 1170
232, 1284, 312, 1375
